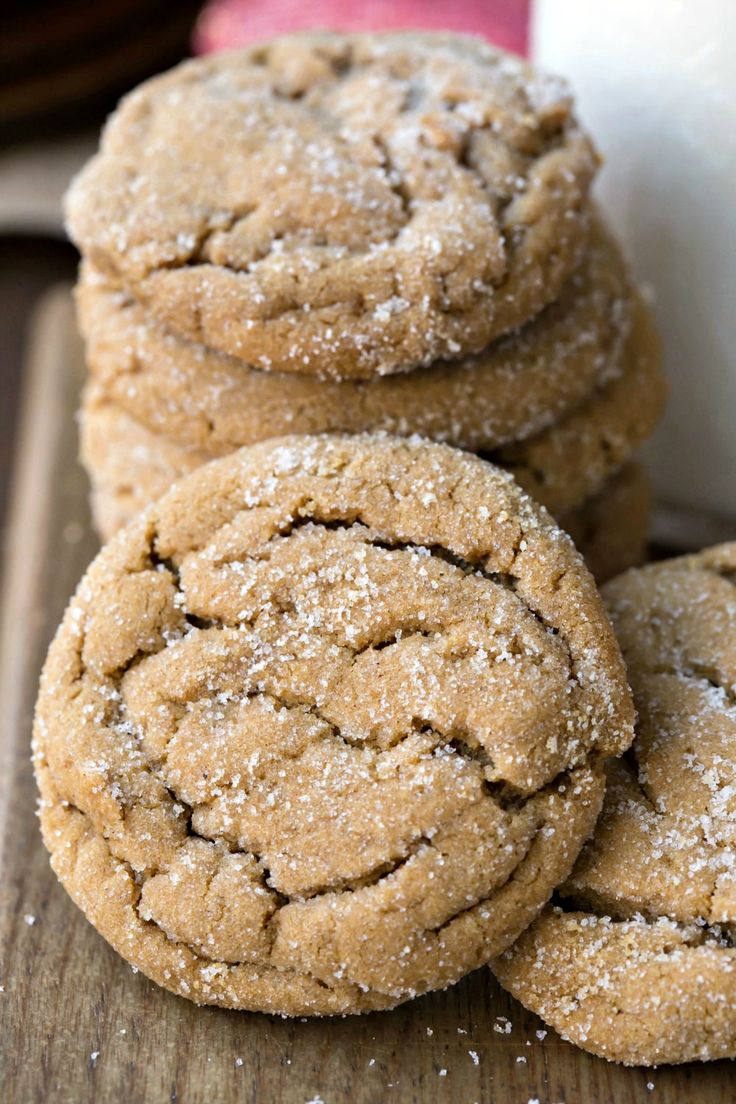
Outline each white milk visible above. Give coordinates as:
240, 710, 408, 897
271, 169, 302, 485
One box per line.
533, 0, 736, 519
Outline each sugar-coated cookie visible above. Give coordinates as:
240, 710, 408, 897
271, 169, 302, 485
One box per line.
34, 435, 633, 1014
65, 31, 597, 379
493, 545, 736, 1065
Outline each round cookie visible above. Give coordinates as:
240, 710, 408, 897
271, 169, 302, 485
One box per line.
65, 31, 598, 380
558, 463, 650, 584
79, 289, 664, 537
77, 218, 633, 454
34, 435, 633, 1014
493, 544, 736, 1065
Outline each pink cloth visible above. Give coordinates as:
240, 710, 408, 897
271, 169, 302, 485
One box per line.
194, 0, 530, 57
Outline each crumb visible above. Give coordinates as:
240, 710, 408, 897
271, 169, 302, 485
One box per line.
23, 914, 36, 926
438, 1068, 447, 1077
90, 1051, 99, 1066
535, 1030, 547, 1041
235, 1057, 243, 1067
469, 1050, 480, 1066
516, 1055, 527, 1064
426, 1027, 433, 1037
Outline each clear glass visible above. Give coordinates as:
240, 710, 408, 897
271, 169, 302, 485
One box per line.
534, 0, 736, 518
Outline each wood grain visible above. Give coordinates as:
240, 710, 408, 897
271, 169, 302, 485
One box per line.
1, 286, 734, 1103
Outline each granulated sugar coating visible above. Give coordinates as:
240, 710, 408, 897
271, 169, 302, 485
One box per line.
78, 285, 663, 539
33, 435, 633, 1014
493, 544, 736, 1065
76, 217, 629, 451
64, 31, 598, 380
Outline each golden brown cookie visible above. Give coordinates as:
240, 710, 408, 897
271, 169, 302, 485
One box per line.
558, 464, 650, 584
34, 434, 633, 1014
65, 31, 598, 380
493, 544, 736, 1065
77, 218, 633, 454
79, 288, 663, 536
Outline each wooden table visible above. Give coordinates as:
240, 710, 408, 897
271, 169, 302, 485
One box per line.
1, 287, 734, 1103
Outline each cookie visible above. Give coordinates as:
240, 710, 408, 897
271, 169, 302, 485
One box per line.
65, 31, 598, 380
77, 218, 633, 454
493, 544, 736, 1065
34, 434, 633, 1014
558, 464, 650, 584
79, 286, 663, 539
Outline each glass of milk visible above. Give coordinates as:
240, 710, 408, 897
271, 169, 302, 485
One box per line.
533, 0, 736, 536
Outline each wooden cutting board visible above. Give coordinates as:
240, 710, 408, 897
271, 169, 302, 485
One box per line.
1, 286, 734, 1104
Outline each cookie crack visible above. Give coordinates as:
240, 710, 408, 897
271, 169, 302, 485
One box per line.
149, 690, 497, 802
703, 565, 736, 590
370, 133, 414, 223
549, 896, 736, 951
640, 661, 736, 711
280, 832, 436, 902
198, 509, 518, 588
369, 770, 579, 941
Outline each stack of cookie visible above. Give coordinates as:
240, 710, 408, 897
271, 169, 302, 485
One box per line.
37, 31, 736, 1071
65, 31, 665, 581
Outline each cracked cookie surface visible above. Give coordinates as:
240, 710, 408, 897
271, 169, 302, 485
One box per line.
65, 31, 597, 380
493, 544, 736, 1065
77, 218, 631, 451
34, 435, 633, 1014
